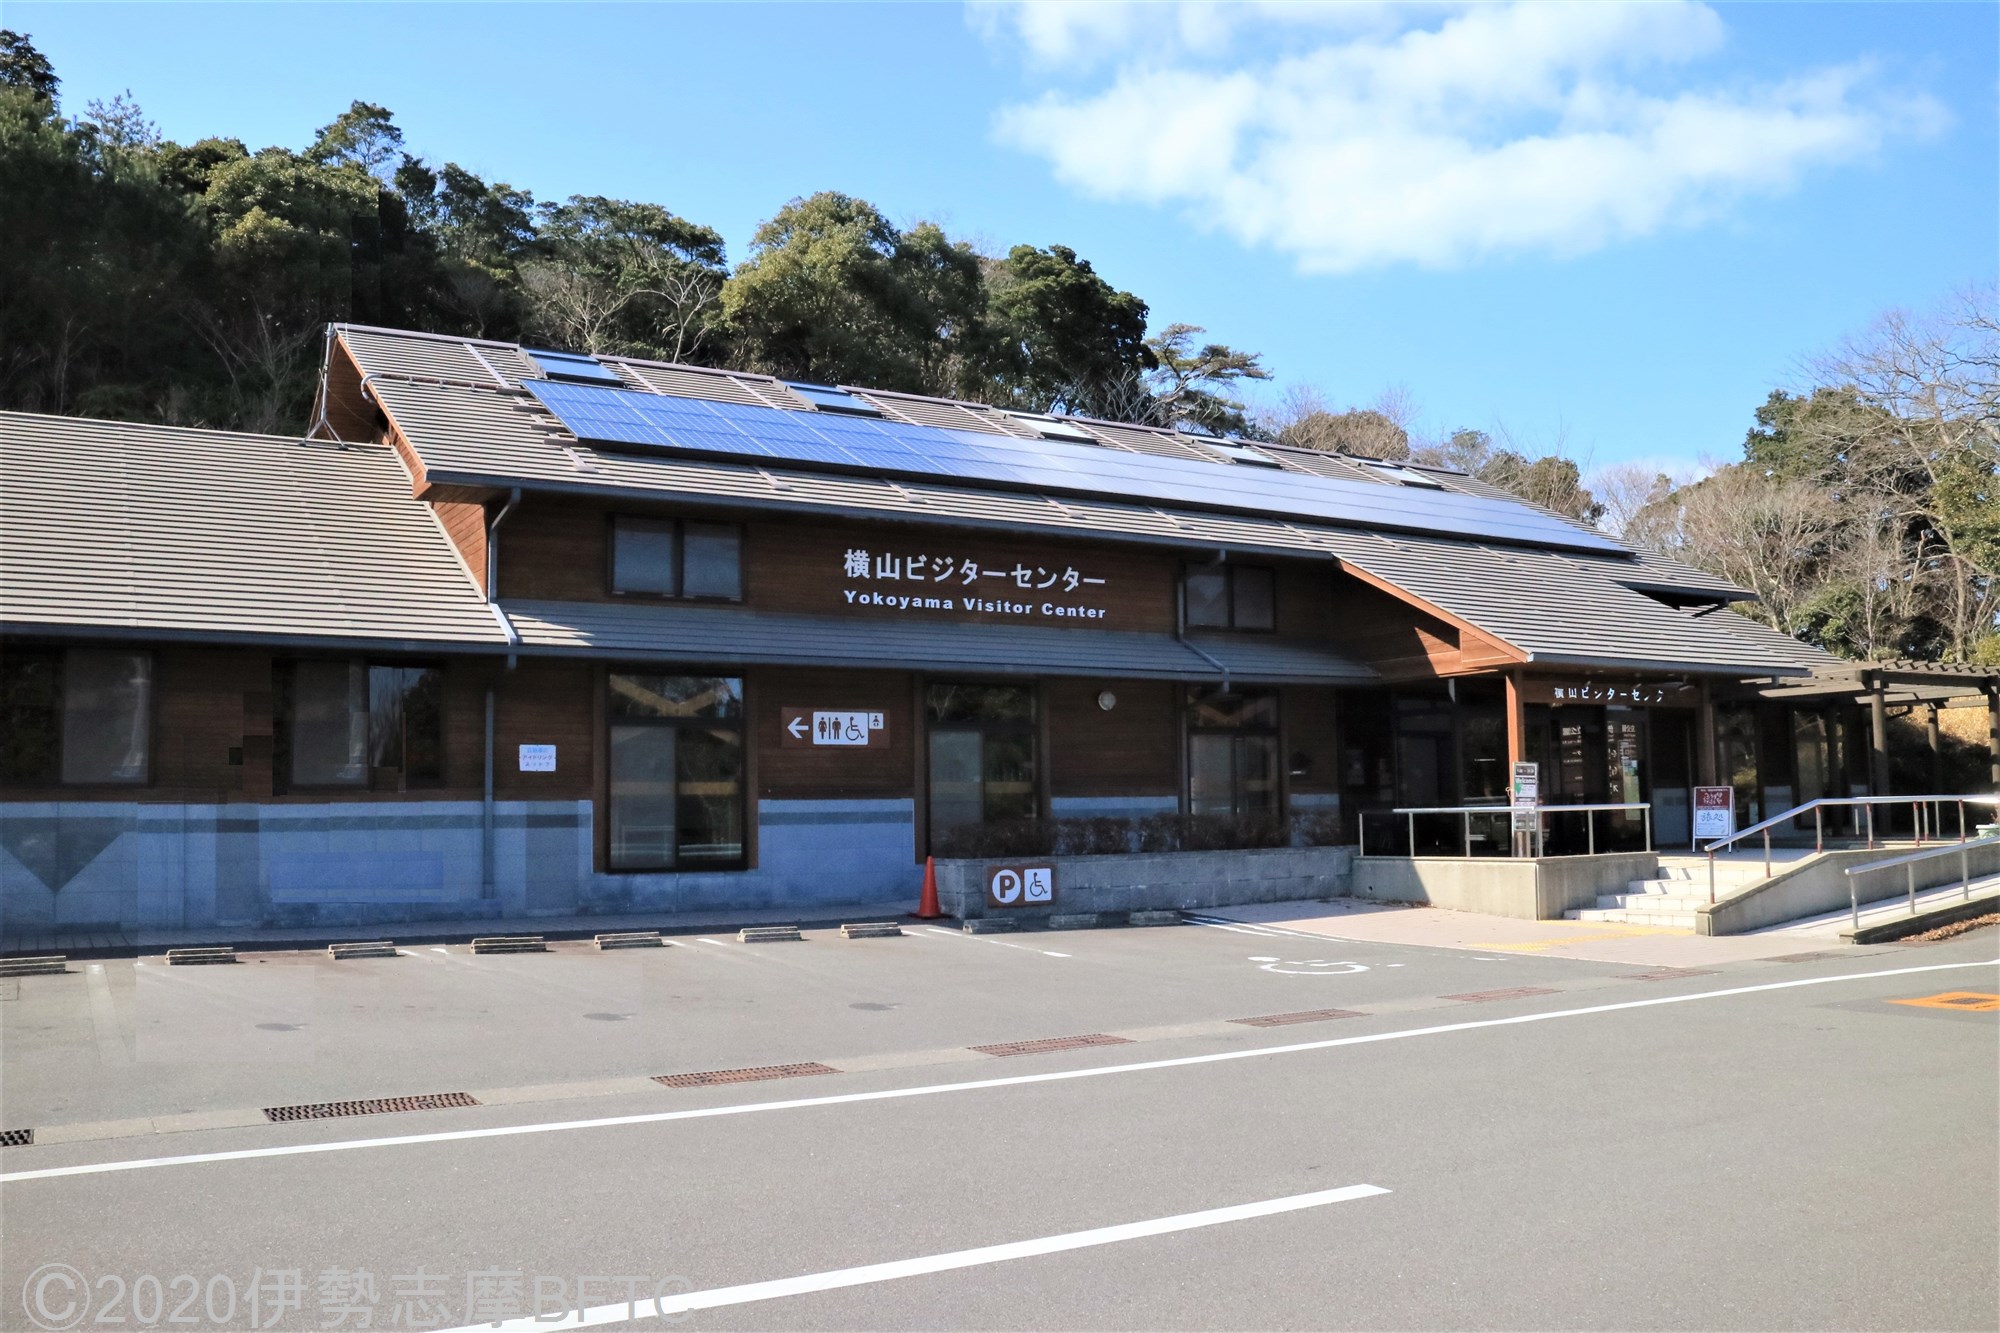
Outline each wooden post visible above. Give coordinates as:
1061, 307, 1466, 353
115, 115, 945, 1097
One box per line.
1988, 683, 2000, 789
1696, 678, 1718, 787
1926, 703, 1943, 794
1865, 676, 1890, 799
1505, 670, 1525, 765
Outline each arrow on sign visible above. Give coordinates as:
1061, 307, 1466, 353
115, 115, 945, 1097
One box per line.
787, 716, 809, 739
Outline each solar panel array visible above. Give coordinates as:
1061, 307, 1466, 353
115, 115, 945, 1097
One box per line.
525, 379, 1625, 554
525, 349, 623, 385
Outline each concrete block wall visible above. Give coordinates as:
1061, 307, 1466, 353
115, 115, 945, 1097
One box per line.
1349, 851, 1660, 920
936, 844, 1356, 920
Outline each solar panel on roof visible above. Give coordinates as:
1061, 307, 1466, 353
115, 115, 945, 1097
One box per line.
525, 349, 623, 386
524, 380, 1626, 554
785, 382, 882, 416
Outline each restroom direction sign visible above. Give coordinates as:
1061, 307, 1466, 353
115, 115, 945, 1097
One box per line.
780, 707, 889, 749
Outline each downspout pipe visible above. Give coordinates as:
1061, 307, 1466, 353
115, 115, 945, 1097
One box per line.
486, 488, 523, 667
481, 489, 522, 900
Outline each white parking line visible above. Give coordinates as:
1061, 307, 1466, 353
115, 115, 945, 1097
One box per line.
3, 956, 1989, 1185
924, 926, 1070, 957
437, 1183, 1391, 1331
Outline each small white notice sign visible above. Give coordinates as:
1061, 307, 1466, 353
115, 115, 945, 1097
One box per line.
1692, 786, 1734, 842
518, 744, 556, 773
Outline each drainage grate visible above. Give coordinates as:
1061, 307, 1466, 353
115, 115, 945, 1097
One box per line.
263, 1092, 479, 1123
1440, 987, 1561, 1003
970, 1034, 1132, 1057
0, 1128, 33, 1148
654, 1063, 838, 1088
1765, 951, 1837, 963
1229, 1008, 1365, 1028
1621, 968, 1716, 981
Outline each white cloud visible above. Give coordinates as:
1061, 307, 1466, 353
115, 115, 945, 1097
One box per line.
978, 1, 1948, 274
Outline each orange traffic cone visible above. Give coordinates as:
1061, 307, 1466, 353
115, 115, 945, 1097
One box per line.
911, 855, 944, 920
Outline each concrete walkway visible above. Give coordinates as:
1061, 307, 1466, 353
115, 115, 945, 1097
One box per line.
0, 897, 919, 958
1193, 897, 1908, 966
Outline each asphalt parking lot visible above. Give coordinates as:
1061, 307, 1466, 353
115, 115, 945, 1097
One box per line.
3, 916, 1996, 1330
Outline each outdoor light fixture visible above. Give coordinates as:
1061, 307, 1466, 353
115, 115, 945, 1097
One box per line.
1097, 690, 1118, 711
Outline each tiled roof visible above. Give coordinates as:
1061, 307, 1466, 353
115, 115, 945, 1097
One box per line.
499, 599, 1375, 684
0, 411, 509, 651
327, 324, 1823, 676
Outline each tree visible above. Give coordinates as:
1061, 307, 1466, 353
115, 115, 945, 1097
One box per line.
307, 101, 403, 181
1637, 463, 1846, 637
984, 243, 1152, 415
0, 29, 57, 102
524, 196, 727, 362
723, 192, 987, 391
1143, 323, 1270, 434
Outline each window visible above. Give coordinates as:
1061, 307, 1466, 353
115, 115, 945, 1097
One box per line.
607, 674, 745, 871
525, 348, 624, 385
1186, 687, 1279, 817
0, 648, 152, 785
926, 684, 1038, 846
1183, 564, 1276, 631
611, 517, 742, 601
281, 661, 443, 790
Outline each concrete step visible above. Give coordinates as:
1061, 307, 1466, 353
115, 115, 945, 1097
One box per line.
1565, 908, 1699, 928
1597, 893, 1710, 911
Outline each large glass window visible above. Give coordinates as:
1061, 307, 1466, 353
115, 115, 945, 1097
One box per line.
926, 684, 1038, 847
1186, 687, 1280, 817
611, 517, 742, 601
608, 673, 745, 871
0, 648, 152, 785
1183, 565, 1275, 631
282, 661, 442, 790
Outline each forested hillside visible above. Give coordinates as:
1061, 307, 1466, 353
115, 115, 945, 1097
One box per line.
2, 31, 1992, 664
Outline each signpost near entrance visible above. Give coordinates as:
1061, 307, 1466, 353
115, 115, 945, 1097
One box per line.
1692, 786, 1735, 848
986, 864, 1057, 909
779, 708, 888, 749
1511, 761, 1540, 858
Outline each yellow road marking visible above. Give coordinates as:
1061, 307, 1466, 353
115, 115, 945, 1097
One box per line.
1889, 991, 2000, 1012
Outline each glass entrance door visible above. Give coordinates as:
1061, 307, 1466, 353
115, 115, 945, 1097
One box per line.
926, 683, 1039, 851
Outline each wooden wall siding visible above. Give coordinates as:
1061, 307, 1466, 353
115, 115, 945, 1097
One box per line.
1273, 562, 1333, 640
1283, 686, 1342, 794
1326, 572, 1500, 680
433, 500, 489, 593
753, 522, 1178, 632
496, 501, 606, 602
321, 340, 384, 446
492, 657, 596, 799
752, 668, 913, 800
1045, 680, 1178, 798
495, 500, 1185, 631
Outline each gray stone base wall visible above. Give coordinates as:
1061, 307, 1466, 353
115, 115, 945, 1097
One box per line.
584, 798, 921, 915
937, 845, 1356, 920
0, 800, 591, 932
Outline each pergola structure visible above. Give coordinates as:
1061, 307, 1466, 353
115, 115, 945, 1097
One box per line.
1733, 659, 2000, 793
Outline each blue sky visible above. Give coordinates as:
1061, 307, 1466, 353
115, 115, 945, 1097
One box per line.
16, 2, 1995, 477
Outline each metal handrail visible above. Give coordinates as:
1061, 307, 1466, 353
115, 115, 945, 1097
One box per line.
1702, 792, 1999, 904
1841, 835, 2000, 930
1368, 802, 1651, 859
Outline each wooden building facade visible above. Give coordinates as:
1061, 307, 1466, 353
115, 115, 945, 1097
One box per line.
3, 324, 1991, 932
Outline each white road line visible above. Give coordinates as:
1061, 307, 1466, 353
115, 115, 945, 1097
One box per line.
4, 956, 1991, 1185
438, 1184, 1391, 1331
1186, 915, 1338, 943
924, 926, 1066, 956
